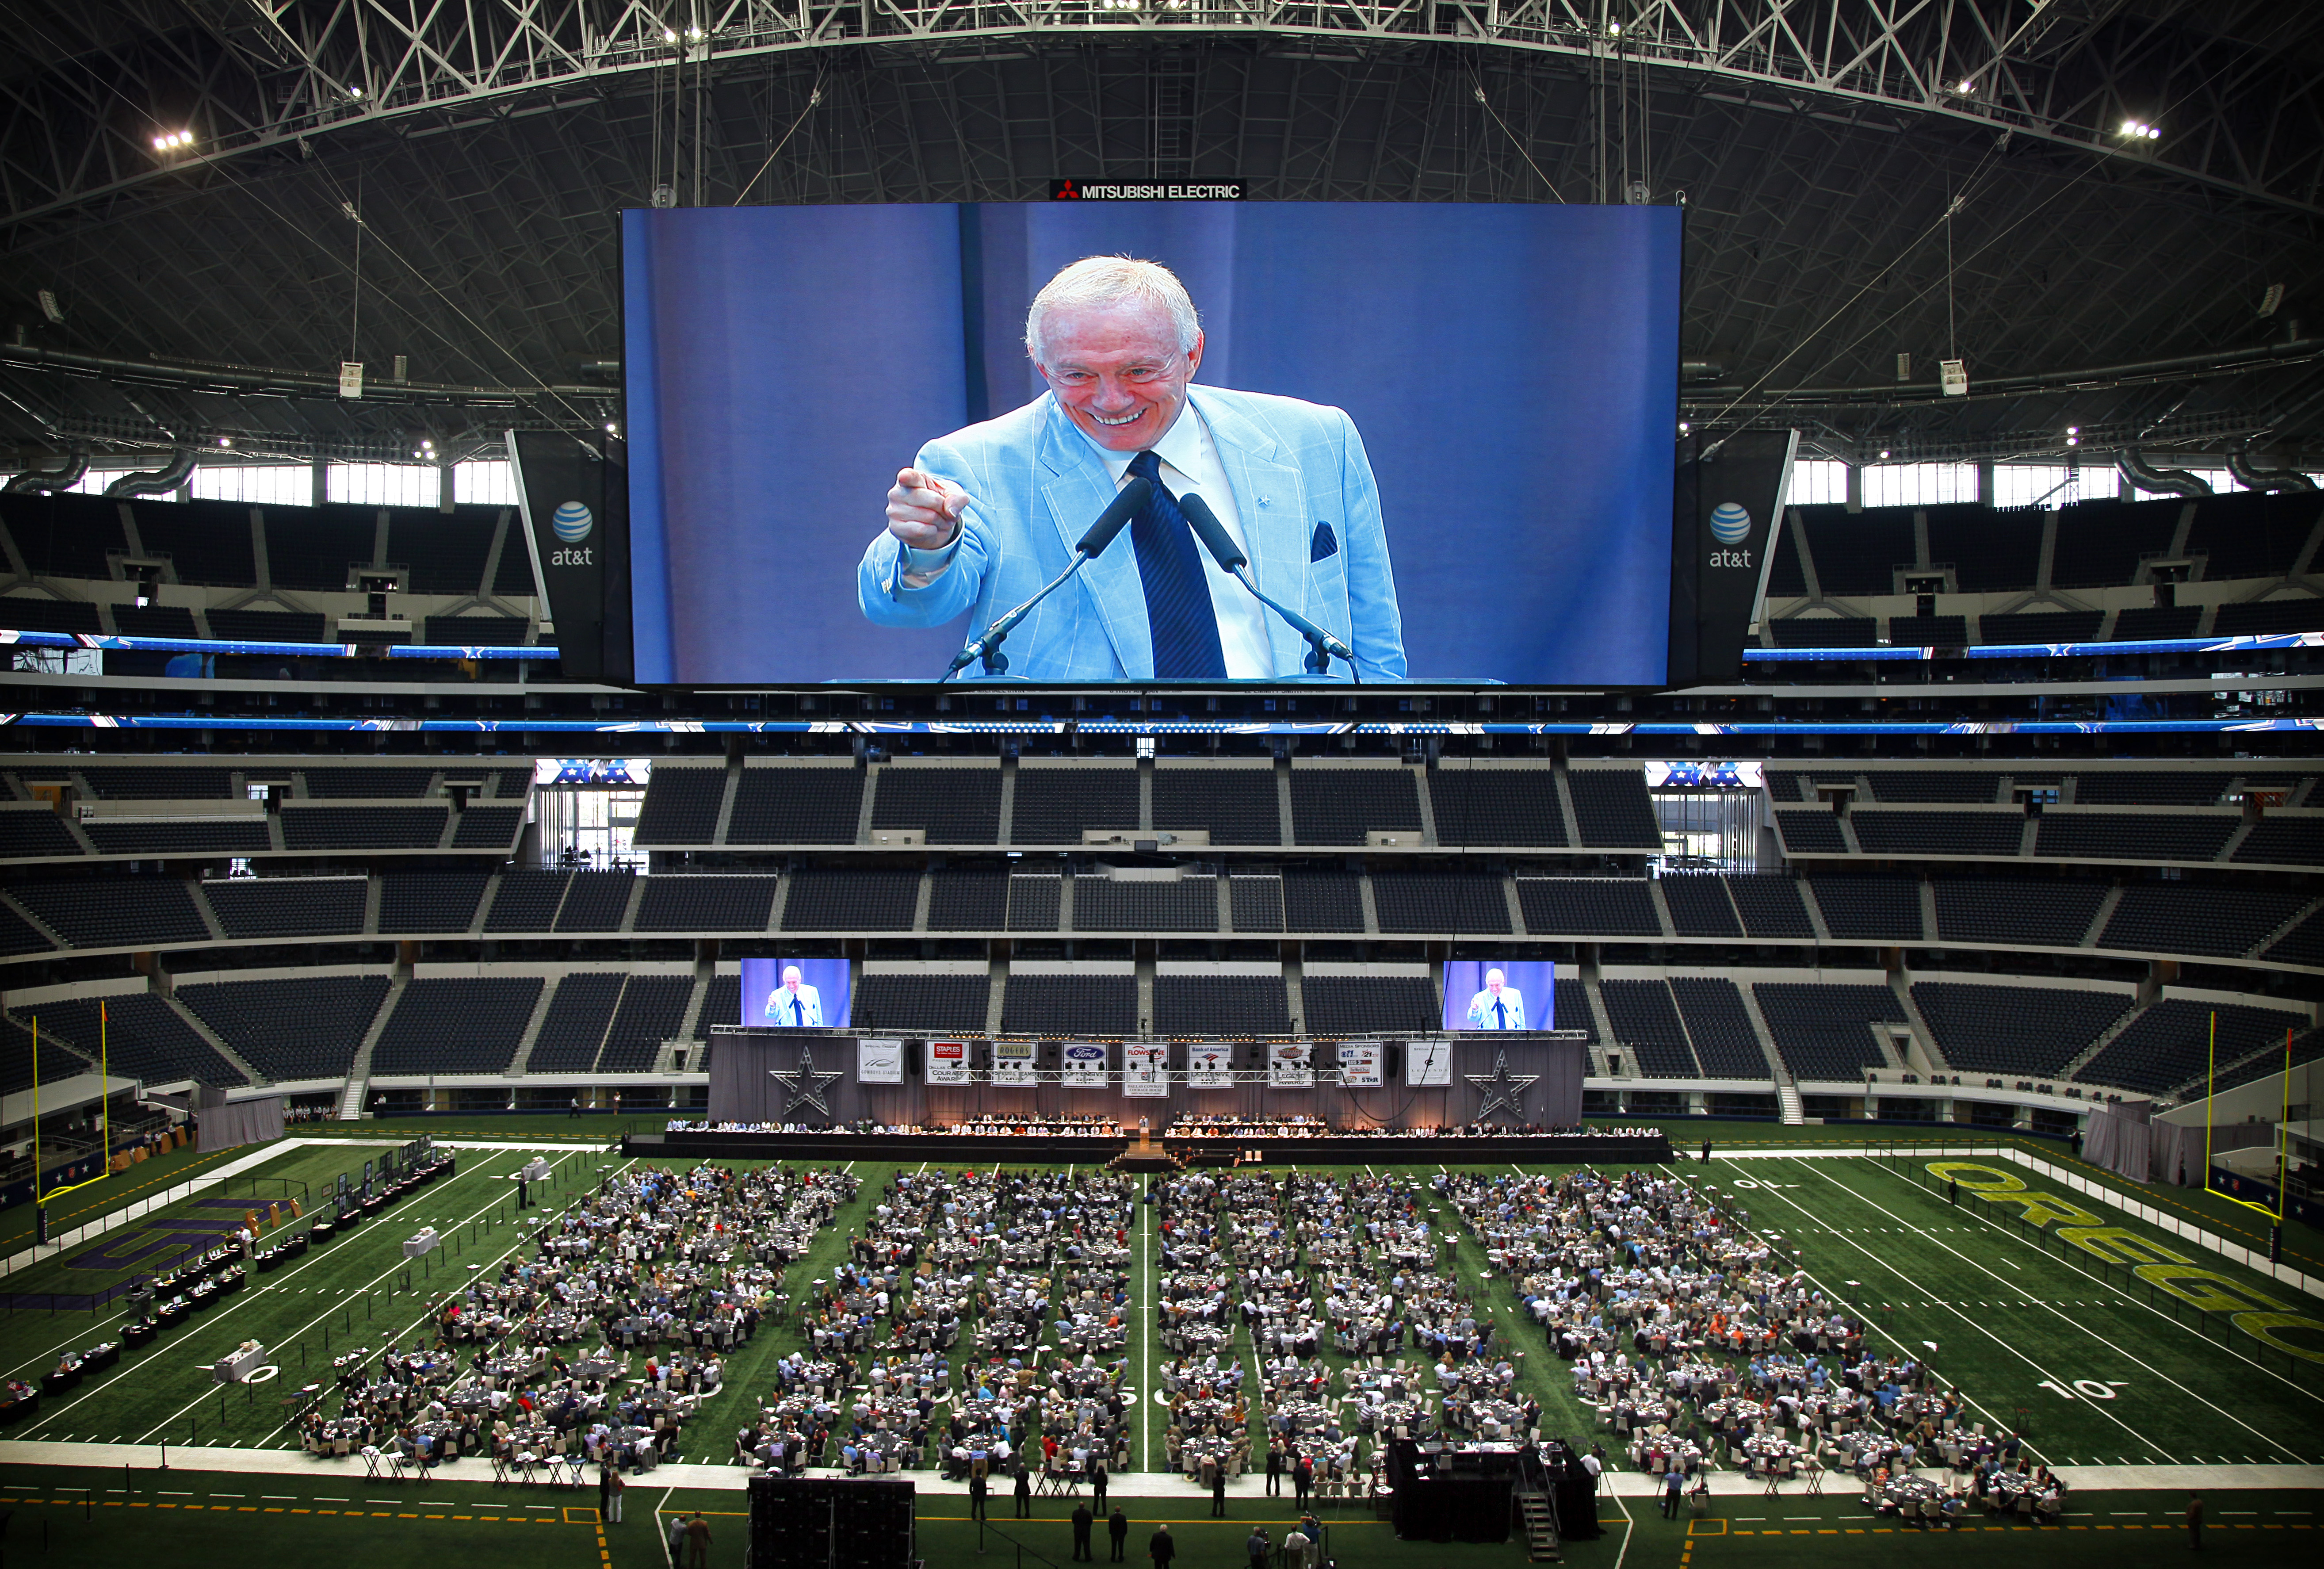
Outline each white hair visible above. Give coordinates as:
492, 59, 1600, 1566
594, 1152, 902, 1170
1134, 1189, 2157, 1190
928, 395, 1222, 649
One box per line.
1024, 255, 1201, 367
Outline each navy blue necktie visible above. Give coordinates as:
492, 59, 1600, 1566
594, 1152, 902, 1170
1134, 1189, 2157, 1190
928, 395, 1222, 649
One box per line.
791, 998, 804, 1025
1495, 1000, 1506, 1029
1125, 450, 1226, 679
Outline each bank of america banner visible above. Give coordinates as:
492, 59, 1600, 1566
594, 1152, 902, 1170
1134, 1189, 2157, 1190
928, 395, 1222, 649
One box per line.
1186, 1043, 1234, 1089
1123, 1044, 1169, 1096
1337, 1041, 1384, 1088
993, 1040, 1038, 1087
857, 1039, 904, 1085
1062, 1042, 1110, 1088
1268, 1041, 1314, 1089
926, 1039, 971, 1086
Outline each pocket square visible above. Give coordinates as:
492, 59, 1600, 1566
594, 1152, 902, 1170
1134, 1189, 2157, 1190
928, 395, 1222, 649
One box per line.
1309, 522, 1339, 563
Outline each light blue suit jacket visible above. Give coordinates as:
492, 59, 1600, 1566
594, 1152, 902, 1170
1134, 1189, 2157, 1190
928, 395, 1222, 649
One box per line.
857, 386, 1407, 681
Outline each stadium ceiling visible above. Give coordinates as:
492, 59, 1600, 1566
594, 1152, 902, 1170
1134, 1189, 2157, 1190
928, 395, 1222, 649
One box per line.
2, 0, 2322, 467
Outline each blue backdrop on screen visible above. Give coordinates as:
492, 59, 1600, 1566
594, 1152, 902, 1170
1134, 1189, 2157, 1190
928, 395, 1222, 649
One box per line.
1442, 961, 1556, 1032
623, 203, 1680, 685
739, 958, 852, 1029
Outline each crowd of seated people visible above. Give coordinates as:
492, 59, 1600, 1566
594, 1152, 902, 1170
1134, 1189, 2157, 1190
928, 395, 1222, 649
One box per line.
1168, 1113, 1330, 1139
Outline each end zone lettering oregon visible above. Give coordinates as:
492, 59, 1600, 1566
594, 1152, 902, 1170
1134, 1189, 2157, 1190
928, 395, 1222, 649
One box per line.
1927, 1161, 2324, 1364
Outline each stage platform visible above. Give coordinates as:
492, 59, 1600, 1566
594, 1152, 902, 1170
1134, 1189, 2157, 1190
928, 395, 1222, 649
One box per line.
623, 1129, 1674, 1166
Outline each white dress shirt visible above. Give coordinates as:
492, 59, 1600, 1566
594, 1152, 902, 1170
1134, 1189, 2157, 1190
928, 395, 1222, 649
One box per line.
902, 403, 1275, 678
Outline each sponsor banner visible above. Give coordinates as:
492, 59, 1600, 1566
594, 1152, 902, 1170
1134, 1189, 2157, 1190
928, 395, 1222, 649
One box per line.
1123, 1044, 1170, 1097
926, 1040, 971, 1087
1667, 428, 1798, 685
1267, 1041, 1314, 1089
508, 429, 630, 682
1336, 1041, 1383, 1088
1405, 1039, 1453, 1087
1062, 1042, 1110, 1089
535, 758, 653, 786
1186, 1043, 1234, 1090
857, 1039, 904, 1086
1642, 759, 1764, 789
1050, 180, 1245, 201
992, 1040, 1038, 1088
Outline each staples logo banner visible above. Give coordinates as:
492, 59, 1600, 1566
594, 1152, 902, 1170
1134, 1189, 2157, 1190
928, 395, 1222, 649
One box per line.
926, 1040, 971, 1086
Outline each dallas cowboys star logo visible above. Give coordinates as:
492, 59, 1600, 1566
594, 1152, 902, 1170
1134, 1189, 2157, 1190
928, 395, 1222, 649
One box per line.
1465, 1048, 1539, 1121
769, 1043, 840, 1119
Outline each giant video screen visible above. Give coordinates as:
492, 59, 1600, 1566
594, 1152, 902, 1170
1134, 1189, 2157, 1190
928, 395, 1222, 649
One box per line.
623, 201, 1680, 685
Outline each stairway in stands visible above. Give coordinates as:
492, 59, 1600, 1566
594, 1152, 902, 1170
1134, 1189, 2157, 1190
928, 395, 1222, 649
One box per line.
1776, 1079, 1806, 1125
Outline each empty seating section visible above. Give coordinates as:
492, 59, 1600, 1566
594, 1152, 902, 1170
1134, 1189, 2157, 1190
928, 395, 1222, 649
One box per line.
208, 609, 328, 642
631, 766, 727, 845
2185, 489, 2321, 581
727, 768, 864, 844
872, 767, 1001, 845
1280, 871, 1365, 933
1601, 979, 1697, 1077
479, 768, 534, 801
633, 876, 777, 932
0, 597, 102, 632
1371, 871, 1511, 934
1659, 876, 1742, 937
1976, 611, 2104, 645
855, 973, 991, 1034
0, 901, 54, 956
79, 766, 233, 799
1553, 979, 1594, 1040
11, 876, 210, 947
1797, 505, 1913, 596
111, 604, 199, 637
2077, 998, 2309, 1096
1726, 876, 1816, 938
1865, 773, 1999, 803
1755, 982, 1904, 1079
1229, 874, 1284, 933
1850, 811, 2024, 857
1289, 768, 1419, 846
2, 491, 123, 577
378, 872, 489, 933
384, 509, 498, 595
0, 809, 78, 858
1925, 505, 2042, 593
1011, 769, 1138, 843
21, 992, 245, 1086
699, 973, 742, 1036
1000, 975, 1137, 1036
264, 505, 375, 592
1668, 978, 1769, 1077
1518, 878, 1660, 936
1763, 520, 1808, 597
1154, 769, 1280, 845
1768, 614, 1874, 645
1156, 975, 1291, 1035
302, 767, 435, 797
2111, 605, 2201, 639
425, 615, 530, 644
1303, 976, 1437, 1034
204, 876, 367, 938
484, 871, 569, 932
81, 819, 270, 856
451, 806, 524, 849
526, 973, 625, 1071
1807, 876, 1923, 941
2234, 816, 2324, 866
927, 869, 1007, 931
282, 806, 447, 850
2034, 813, 2235, 863
1931, 877, 2106, 946
1430, 769, 1567, 846
553, 870, 635, 931
2213, 599, 2324, 635
2264, 909, 2324, 967
1007, 875, 1062, 932
177, 975, 390, 1080
1074, 875, 1218, 932
782, 868, 919, 931
598, 976, 696, 1071
2049, 497, 2179, 588
1567, 770, 1661, 847
371, 976, 544, 1075
1911, 982, 2132, 1077
0, 1014, 92, 1092
1775, 810, 1846, 854
2100, 884, 2314, 957
2073, 773, 2232, 806
1887, 615, 1968, 645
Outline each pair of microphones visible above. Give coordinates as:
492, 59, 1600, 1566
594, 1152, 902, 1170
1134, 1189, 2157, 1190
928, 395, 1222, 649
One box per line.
942, 474, 1358, 680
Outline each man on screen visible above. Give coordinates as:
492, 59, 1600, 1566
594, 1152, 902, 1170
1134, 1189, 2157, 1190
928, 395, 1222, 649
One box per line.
858, 256, 1407, 681
764, 965, 823, 1027
1466, 968, 1526, 1030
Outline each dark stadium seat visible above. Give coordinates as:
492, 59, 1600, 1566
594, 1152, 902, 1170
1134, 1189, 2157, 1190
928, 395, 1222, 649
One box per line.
855, 972, 991, 1034
78, 765, 234, 799
1797, 504, 1913, 597
1769, 616, 1877, 647
597, 975, 694, 1071
13, 992, 246, 1086
0, 596, 103, 633
80, 819, 270, 857
1726, 876, 1817, 938
1911, 981, 2132, 1077
1763, 516, 1808, 597
2034, 813, 2235, 862
483, 870, 570, 932
127, 498, 259, 586
872, 765, 1001, 844
1000, 973, 1136, 1036
1227, 873, 1284, 933
1006, 873, 1063, 932
1887, 614, 1968, 645
176, 975, 391, 1080
1567, 769, 1662, 847
0, 808, 82, 860
301, 766, 436, 798
1925, 504, 2042, 593
2049, 497, 2179, 588
2071, 772, 2234, 806
2099, 883, 2315, 957
0, 1013, 96, 1093
1553, 978, 1594, 1039
526, 973, 624, 1071
110, 604, 199, 638
2184, 489, 2320, 582
206, 608, 329, 642
631, 765, 727, 845
423, 614, 530, 644
2231, 815, 2324, 866
2076, 998, 2309, 1096
1848, 810, 2024, 857
1154, 767, 1281, 845
1774, 809, 1847, 855
383, 508, 499, 595
1659, 875, 1741, 937
1370, 870, 1511, 934
927, 868, 1008, 931
0, 899, 56, 956
699, 973, 742, 1039
1754, 982, 1905, 1079
1011, 767, 1139, 844
1516, 878, 1660, 936
1864, 772, 2000, 803
281, 805, 447, 850
11, 876, 211, 947
1156, 975, 1291, 1035
1975, 610, 2104, 645
1288, 766, 1421, 846
264, 505, 377, 592
1301, 974, 1438, 1034
782, 867, 919, 931
1430, 767, 1567, 846
1601, 979, 1698, 1077
632, 875, 778, 933
2110, 605, 2202, 639
2263, 907, 2324, 966
553, 869, 635, 931
1669, 977, 1770, 1077
1280, 870, 1365, 933
1805, 875, 1924, 942
377, 872, 490, 933
203, 875, 367, 938
1930, 876, 2107, 946
1073, 874, 1219, 932
726, 766, 864, 844
450, 805, 524, 849
370, 975, 543, 1075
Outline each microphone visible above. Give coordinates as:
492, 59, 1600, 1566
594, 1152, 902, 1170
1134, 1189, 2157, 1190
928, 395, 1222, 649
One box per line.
1175, 491, 1358, 678
943, 477, 1154, 679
